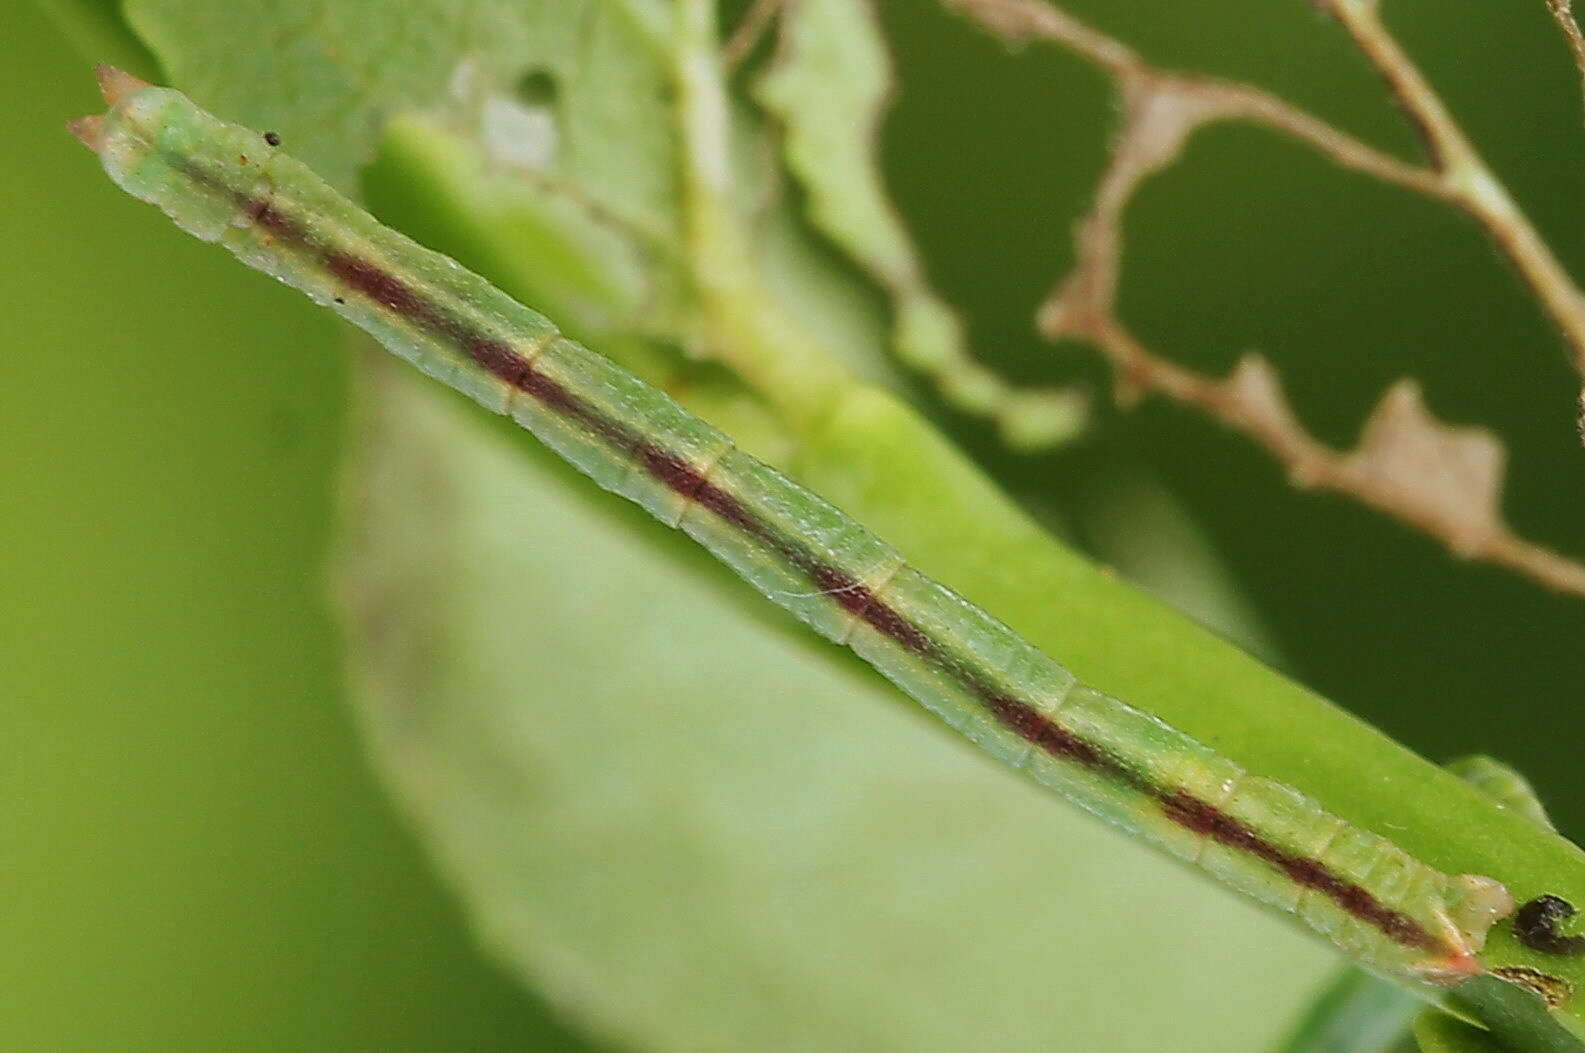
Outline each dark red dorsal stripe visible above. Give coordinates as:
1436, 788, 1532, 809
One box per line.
235, 185, 1443, 956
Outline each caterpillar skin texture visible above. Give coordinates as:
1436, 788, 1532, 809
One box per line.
71, 68, 1514, 986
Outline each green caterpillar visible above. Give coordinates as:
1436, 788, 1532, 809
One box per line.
71, 66, 1517, 988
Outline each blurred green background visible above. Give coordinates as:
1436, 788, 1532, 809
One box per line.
3, 1, 1582, 1050
1, 4, 589, 1048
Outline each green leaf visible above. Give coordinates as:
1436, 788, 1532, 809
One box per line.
1412, 978, 1585, 1053
752, 0, 1086, 449
1448, 756, 1560, 835
1414, 1010, 1508, 1053
1278, 966, 1421, 1053
335, 352, 1331, 1051
124, 0, 674, 201
1444, 977, 1585, 1053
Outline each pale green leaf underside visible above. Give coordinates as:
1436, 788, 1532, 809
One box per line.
336, 354, 1328, 1051
1279, 966, 1422, 1053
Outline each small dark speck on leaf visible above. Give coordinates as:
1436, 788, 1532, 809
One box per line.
334, 296, 346, 304
1515, 895, 1585, 956
264, 131, 281, 147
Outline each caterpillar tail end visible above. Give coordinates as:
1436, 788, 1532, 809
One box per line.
94, 65, 151, 106
69, 66, 152, 152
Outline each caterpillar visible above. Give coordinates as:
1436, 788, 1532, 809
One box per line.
69, 67, 1515, 987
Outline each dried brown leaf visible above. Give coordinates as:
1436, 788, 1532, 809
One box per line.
951, 0, 1585, 597
1342, 381, 1506, 554
1223, 354, 1300, 436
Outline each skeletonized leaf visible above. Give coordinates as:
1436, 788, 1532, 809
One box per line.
1225, 353, 1305, 440
1343, 381, 1505, 555
753, 0, 1085, 449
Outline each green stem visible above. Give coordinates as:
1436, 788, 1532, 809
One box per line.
673, 0, 850, 430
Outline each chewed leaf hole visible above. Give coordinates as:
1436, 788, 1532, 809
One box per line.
481, 68, 561, 169
514, 68, 558, 108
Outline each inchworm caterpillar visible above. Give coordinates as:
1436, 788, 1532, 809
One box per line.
69, 67, 1516, 986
